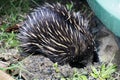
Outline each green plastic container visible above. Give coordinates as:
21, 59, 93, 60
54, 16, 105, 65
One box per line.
87, 0, 120, 37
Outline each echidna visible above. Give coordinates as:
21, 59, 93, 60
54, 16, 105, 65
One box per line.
18, 3, 99, 67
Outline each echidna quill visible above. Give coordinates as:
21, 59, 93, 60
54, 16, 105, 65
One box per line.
18, 3, 99, 67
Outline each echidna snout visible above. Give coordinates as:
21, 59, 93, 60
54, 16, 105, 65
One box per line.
18, 3, 99, 67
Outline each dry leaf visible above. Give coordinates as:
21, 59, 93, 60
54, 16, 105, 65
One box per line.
5, 22, 23, 33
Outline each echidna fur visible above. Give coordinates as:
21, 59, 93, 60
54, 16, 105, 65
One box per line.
18, 3, 99, 67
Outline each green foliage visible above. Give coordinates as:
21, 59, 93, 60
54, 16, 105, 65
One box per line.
0, 0, 30, 15
0, 28, 19, 48
66, 2, 73, 11
91, 64, 117, 80
70, 70, 87, 80
53, 63, 60, 73
0, 0, 28, 49
0, 0, 30, 29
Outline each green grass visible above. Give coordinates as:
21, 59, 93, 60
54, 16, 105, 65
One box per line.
0, 0, 30, 15
0, 0, 30, 49
53, 62, 60, 73
90, 63, 117, 80
0, 28, 19, 48
66, 2, 73, 11
0, 0, 30, 27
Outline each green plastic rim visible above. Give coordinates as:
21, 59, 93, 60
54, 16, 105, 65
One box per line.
87, 0, 120, 37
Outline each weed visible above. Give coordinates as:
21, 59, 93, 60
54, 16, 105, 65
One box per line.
0, 28, 19, 48
66, 2, 73, 11
91, 63, 117, 80
53, 63, 60, 73
0, 0, 30, 15
0, 0, 30, 32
